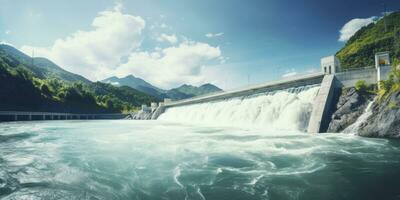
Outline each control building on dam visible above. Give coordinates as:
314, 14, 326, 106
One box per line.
144, 52, 392, 133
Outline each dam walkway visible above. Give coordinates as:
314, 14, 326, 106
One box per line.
0, 111, 127, 122
163, 72, 325, 108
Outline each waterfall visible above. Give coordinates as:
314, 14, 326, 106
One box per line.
158, 86, 320, 132
342, 101, 374, 134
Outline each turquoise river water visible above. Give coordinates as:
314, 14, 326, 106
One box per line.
1, 120, 400, 200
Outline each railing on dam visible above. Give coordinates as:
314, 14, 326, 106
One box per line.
159, 73, 324, 108
163, 72, 324, 108
0, 111, 127, 122
335, 65, 391, 87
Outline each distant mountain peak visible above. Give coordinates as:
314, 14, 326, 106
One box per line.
101, 75, 222, 101
101, 75, 164, 97
125, 74, 136, 79
171, 83, 222, 98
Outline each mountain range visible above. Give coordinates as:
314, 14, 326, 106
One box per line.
0, 44, 158, 113
0, 44, 222, 113
2, 11, 398, 113
101, 75, 222, 100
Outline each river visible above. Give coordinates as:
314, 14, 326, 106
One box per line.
1, 120, 400, 200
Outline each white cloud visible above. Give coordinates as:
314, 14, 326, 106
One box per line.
116, 41, 221, 88
19, 3, 224, 89
109, 81, 120, 86
205, 32, 224, 38
113, 2, 123, 12
160, 23, 168, 28
157, 33, 178, 44
5, 30, 11, 35
218, 56, 229, 64
282, 69, 297, 78
338, 16, 376, 42
21, 4, 145, 80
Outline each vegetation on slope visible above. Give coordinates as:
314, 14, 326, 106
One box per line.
0, 44, 158, 113
336, 11, 400, 69
378, 63, 400, 100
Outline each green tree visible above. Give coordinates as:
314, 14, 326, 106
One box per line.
40, 84, 51, 96
355, 80, 368, 92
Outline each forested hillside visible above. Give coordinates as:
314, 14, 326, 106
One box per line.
0, 44, 158, 113
336, 11, 400, 69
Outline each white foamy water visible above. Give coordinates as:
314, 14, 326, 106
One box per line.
1, 120, 399, 200
159, 87, 320, 132
343, 101, 374, 134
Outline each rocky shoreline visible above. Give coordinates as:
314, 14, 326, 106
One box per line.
358, 89, 400, 138
327, 88, 374, 133
327, 87, 400, 138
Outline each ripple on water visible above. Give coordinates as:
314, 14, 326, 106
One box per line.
0, 120, 400, 200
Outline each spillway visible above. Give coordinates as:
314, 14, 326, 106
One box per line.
158, 86, 320, 132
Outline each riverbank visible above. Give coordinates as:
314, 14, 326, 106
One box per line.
328, 86, 400, 138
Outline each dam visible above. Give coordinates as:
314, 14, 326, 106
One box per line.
147, 52, 392, 133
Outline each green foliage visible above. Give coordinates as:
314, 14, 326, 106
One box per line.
40, 83, 51, 96
378, 65, 400, 99
388, 101, 399, 110
0, 44, 158, 113
337, 12, 400, 69
355, 80, 367, 92
354, 80, 376, 94
341, 87, 350, 96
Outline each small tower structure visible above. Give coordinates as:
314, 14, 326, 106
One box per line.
375, 51, 390, 83
321, 55, 341, 74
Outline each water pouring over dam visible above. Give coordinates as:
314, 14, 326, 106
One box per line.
151, 73, 336, 133
142, 53, 392, 133
159, 86, 320, 132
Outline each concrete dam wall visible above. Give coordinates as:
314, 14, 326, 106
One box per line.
152, 72, 337, 133
162, 73, 324, 108
147, 53, 392, 133
148, 64, 391, 133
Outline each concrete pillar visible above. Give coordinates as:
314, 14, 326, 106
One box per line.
375, 52, 390, 85
42, 115, 45, 120
14, 115, 17, 121
28, 115, 32, 121
308, 75, 336, 133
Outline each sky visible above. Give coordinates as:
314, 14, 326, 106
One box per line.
1, 0, 400, 90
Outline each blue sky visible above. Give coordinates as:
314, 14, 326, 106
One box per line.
1, 0, 400, 89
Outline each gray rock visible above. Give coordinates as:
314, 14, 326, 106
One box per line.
327, 88, 374, 132
358, 90, 400, 138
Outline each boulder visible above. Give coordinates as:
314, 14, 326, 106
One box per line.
327, 88, 374, 132
358, 90, 400, 138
